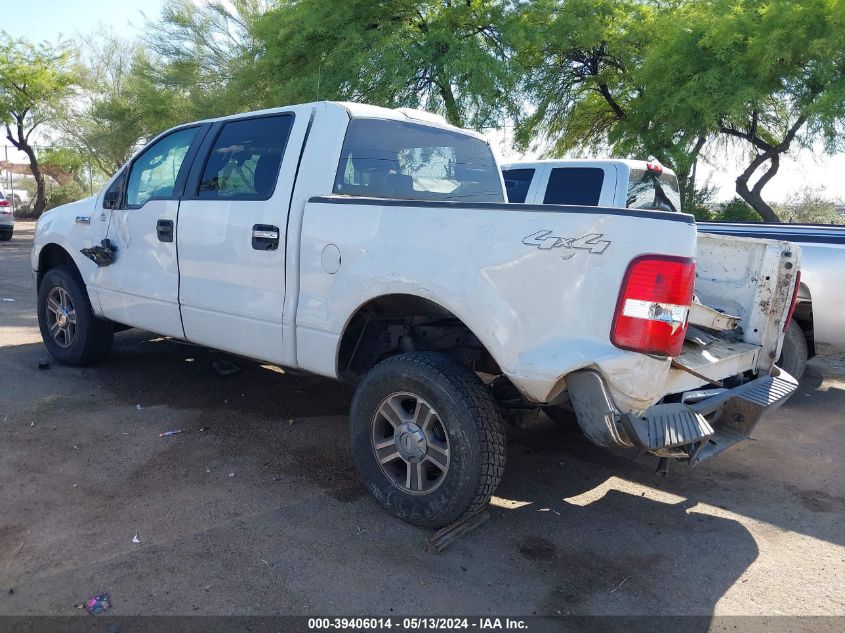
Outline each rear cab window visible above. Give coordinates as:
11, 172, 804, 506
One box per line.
627, 167, 681, 213
334, 119, 504, 203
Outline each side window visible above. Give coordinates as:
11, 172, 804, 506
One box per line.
198, 115, 294, 200
126, 127, 199, 207
543, 167, 604, 206
502, 168, 535, 203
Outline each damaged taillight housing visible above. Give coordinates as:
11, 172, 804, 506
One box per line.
611, 255, 696, 357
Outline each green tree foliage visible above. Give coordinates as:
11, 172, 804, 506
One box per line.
713, 197, 761, 222
517, 0, 845, 222
0, 33, 75, 216
612, 0, 845, 221
251, 0, 518, 128
141, 0, 267, 121
774, 187, 845, 224
514, 0, 710, 211
61, 36, 148, 175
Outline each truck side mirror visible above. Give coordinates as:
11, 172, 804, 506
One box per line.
103, 190, 119, 210
103, 172, 125, 210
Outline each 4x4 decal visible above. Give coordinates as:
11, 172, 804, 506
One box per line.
522, 230, 611, 259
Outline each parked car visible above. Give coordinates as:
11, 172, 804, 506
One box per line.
5, 188, 29, 208
33, 103, 799, 528
0, 185, 14, 241
697, 222, 845, 378
501, 158, 814, 377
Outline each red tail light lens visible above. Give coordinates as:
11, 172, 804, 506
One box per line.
0, 199, 9, 207
611, 255, 696, 357
783, 271, 801, 332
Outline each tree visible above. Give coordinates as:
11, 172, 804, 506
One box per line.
513, 0, 709, 211
141, 0, 269, 122
251, 0, 518, 129
0, 34, 76, 216
626, 0, 845, 221
713, 197, 761, 223
775, 187, 845, 224
60, 35, 147, 175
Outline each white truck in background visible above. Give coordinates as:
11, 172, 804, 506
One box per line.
502, 158, 812, 378
32, 104, 799, 528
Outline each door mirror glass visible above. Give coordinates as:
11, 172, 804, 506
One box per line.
126, 127, 199, 207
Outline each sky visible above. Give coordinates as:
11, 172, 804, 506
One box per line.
2, 0, 163, 42
2, 0, 844, 203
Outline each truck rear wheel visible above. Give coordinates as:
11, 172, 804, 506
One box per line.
779, 320, 808, 381
350, 352, 506, 528
37, 266, 114, 366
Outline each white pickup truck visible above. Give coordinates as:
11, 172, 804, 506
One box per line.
33, 103, 800, 528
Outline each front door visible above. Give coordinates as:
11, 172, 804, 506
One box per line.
176, 112, 298, 363
91, 125, 205, 338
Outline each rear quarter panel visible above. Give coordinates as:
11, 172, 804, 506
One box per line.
296, 198, 697, 412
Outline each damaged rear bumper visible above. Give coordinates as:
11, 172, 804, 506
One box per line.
565, 367, 798, 464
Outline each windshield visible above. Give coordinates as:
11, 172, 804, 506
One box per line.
334, 119, 504, 203
627, 168, 681, 213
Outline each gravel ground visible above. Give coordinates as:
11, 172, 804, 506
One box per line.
1, 221, 843, 617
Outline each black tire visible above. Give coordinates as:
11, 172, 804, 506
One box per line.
37, 266, 114, 365
350, 352, 506, 528
779, 320, 808, 380
0, 229, 11, 242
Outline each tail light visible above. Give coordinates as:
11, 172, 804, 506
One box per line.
783, 271, 801, 332
611, 255, 696, 357
0, 199, 9, 207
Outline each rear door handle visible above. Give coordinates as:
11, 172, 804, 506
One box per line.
252, 224, 279, 251
157, 219, 174, 243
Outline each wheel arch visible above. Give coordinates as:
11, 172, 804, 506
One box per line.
37, 243, 85, 290
336, 292, 503, 379
793, 281, 815, 357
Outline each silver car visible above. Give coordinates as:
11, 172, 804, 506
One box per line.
0, 185, 14, 241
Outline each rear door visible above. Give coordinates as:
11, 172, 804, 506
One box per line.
176, 111, 302, 363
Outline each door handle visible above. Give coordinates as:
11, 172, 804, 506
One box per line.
157, 219, 174, 243
252, 224, 279, 251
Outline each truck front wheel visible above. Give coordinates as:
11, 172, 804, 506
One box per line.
37, 266, 114, 366
350, 352, 506, 529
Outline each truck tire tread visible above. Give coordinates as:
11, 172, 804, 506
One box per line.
37, 266, 114, 366
350, 352, 506, 528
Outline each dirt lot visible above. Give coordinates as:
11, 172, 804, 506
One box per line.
1, 221, 843, 617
